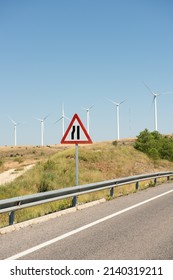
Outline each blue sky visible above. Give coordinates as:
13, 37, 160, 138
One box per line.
0, 0, 173, 146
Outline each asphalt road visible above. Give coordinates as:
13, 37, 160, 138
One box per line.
1, 182, 173, 260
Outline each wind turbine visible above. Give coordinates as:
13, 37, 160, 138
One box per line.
107, 98, 126, 140
35, 115, 49, 146
144, 83, 173, 131
9, 117, 20, 146
82, 105, 93, 134
55, 104, 70, 136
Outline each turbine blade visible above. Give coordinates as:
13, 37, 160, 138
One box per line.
159, 91, 173, 95
143, 82, 155, 96
8, 117, 16, 125
119, 99, 126, 105
82, 105, 94, 111
106, 97, 117, 105
34, 117, 42, 122
64, 115, 70, 121
54, 116, 63, 123
43, 114, 49, 120
89, 105, 94, 110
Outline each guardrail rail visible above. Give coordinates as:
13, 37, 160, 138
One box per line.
0, 171, 173, 226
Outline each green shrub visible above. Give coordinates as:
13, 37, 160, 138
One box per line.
148, 147, 160, 160
37, 172, 57, 192
135, 129, 173, 162
43, 159, 56, 171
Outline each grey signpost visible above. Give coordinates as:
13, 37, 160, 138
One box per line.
61, 113, 92, 206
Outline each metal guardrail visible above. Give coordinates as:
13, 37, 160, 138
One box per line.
0, 171, 173, 226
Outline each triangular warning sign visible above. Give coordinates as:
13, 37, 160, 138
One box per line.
61, 114, 92, 144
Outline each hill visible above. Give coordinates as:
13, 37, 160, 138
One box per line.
0, 145, 68, 172
1, 140, 173, 227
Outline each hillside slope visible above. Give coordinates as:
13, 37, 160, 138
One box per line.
1, 141, 173, 199
1, 141, 173, 227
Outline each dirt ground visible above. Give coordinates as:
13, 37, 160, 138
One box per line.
0, 145, 71, 186
0, 164, 35, 186
0, 144, 69, 171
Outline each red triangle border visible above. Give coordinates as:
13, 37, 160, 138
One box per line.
61, 113, 93, 144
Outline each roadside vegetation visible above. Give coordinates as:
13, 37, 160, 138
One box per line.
134, 129, 173, 161
1, 139, 173, 227
0, 145, 67, 173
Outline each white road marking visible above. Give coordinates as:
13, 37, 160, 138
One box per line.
6, 188, 173, 260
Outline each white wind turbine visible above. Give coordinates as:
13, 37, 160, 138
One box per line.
9, 117, 20, 146
55, 104, 70, 136
82, 105, 93, 134
35, 115, 49, 146
107, 98, 126, 140
144, 83, 173, 131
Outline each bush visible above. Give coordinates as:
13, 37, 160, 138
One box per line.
134, 129, 173, 162
37, 172, 57, 192
43, 159, 56, 171
148, 147, 160, 160
112, 140, 118, 146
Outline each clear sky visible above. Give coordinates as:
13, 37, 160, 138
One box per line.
0, 0, 173, 146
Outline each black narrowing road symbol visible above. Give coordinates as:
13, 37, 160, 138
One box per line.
71, 125, 80, 140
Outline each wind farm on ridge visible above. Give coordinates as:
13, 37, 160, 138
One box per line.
2, 83, 173, 147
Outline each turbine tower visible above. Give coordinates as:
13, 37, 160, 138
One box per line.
108, 98, 126, 140
35, 115, 49, 146
144, 83, 173, 131
9, 117, 20, 146
55, 104, 70, 136
82, 105, 93, 134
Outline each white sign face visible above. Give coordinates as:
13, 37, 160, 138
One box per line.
61, 114, 92, 144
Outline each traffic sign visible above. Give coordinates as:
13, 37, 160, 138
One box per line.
61, 113, 92, 144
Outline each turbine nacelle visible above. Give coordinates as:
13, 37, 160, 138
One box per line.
144, 82, 173, 131
9, 117, 21, 127
35, 114, 49, 123
82, 105, 94, 112
106, 98, 126, 107
144, 83, 173, 97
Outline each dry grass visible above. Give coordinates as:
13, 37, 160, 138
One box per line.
0, 144, 70, 172
1, 140, 173, 227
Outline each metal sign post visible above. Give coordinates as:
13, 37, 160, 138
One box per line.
61, 113, 92, 207
72, 144, 79, 206
75, 144, 79, 186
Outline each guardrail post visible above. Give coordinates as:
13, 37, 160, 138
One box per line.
136, 181, 139, 190
154, 178, 157, 185
167, 176, 170, 181
110, 187, 114, 197
72, 196, 77, 207
9, 211, 15, 225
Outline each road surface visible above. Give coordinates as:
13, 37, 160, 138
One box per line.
0, 182, 173, 260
